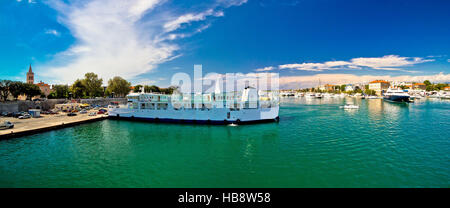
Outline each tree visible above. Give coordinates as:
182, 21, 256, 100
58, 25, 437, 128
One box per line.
23, 83, 41, 100
9, 81, 24, 100
0, 80, 12, 101
144, 85, 160, 93
353, 88, 362, 94
159, 86, 177, 94
107, 76, 131, 98
364, 89, 376, 96
134, 85, 143, 93
82, 72, 103, 98
341, 85, 346, 92
424, 80, 432, 86
70, 79, 86, 98
435, 83, 448, 91
53, 84, 69, 98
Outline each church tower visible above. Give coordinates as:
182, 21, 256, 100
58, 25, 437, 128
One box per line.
26, 64, 34, 84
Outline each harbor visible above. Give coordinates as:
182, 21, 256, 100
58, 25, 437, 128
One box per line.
0, 98, 448, 187
1, 0, 450, 191
1, 91, 449, 140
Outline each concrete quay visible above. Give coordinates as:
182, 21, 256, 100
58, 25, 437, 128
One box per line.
0, 111, 107, 140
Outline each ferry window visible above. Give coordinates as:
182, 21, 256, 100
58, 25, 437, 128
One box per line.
227, 112, 230, 119
141, 103, 145, 109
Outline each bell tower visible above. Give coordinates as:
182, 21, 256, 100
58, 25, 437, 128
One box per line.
26, 64, 34, 84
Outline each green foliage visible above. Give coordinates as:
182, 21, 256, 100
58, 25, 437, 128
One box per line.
82, 72, 103, 98
9, 81, 24, 100
47, 91, 57, 99
107, 76, 131, 98
364, 89, 376, 96
53, 84, 69, 98
353, 88, 363, 94
425, 83, 449, 91
435, 83, 448, 90
23, 83, 41, 100
70, 79, 86, 98
160, 86, 177, 94
0, 80, 12, 101
144, 85, 160, 93
424, 80, 432, 86
134, 85, 143, 93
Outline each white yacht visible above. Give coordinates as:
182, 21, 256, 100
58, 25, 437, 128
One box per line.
383, 88, 411, 102
315, 93, 323, 99
340, 104, 359, 109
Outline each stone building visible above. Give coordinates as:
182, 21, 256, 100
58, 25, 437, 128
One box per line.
369, 80, 390, 96
36, 81, 51, 97
26, 64, 34, 84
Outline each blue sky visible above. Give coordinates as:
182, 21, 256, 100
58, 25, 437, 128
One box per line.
1, 0, 450, 88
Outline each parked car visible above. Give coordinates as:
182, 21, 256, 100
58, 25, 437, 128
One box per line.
13, 112, 24, 118
13, 112, 22, 118
80, 110, 87, 114
1, 112, 8, 117
18, 113, 31, 119
97, 110, 105, 114
89, 112, 97, 116
0, 121, 14, 130
67, 112, 77, 116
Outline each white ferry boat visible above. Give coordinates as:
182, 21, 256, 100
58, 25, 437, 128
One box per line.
108, 87, 279, 124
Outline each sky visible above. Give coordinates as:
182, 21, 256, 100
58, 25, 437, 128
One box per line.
1, 0, 450, 88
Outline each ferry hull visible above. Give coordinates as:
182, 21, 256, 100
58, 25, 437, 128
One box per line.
108, 106, 279, 125
108, 116, 279, 125
383, 95, 410, 102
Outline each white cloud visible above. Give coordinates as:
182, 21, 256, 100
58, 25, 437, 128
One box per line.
163, 9, 223, 32
279, 55, 434, 72
350, 55, 433, 71
255, 66, 274, 72
16, 0, 36, 3
45, 29, 60, 36
41, 0, 245, 84
279, 72, 450, 89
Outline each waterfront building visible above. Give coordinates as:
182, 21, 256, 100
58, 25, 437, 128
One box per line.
369, 80, 390, 96
444, 86, 450, 91
36, 81, 51, 97
325, 84, 334, 91
26, 65, 34, 84
317, 84, 334, 91
413, 83, 426, 90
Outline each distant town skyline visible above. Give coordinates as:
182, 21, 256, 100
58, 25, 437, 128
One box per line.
1, 0, 450, 88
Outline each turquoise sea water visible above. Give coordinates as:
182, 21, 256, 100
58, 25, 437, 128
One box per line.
0, 98, 449, 187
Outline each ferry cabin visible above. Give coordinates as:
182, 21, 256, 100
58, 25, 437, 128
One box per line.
125, 91, 271, 111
